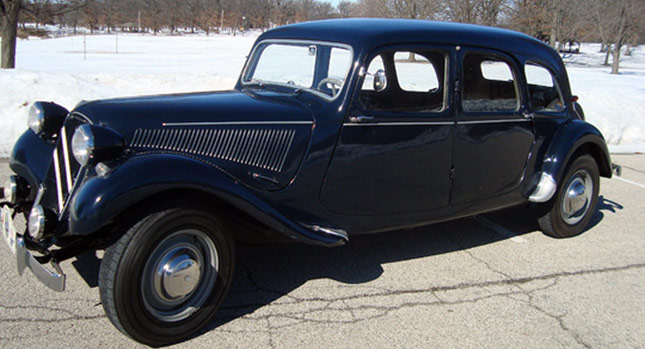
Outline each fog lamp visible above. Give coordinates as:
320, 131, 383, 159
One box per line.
28, 205, 47, 240
3, 176, 30, 204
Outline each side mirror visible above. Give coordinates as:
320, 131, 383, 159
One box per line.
373, 69, 387, 92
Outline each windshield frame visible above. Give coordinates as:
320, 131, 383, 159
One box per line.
241, 39, 355, 102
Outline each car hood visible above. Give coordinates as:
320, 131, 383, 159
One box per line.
74, 89, 315, 127
72, 90, 315, 191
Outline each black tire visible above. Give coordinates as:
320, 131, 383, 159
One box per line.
99, 201, 235, 347
538, 154, 599, 238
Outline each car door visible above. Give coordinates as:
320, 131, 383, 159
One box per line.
321, 45, 455, 216
451, 48, 535, 205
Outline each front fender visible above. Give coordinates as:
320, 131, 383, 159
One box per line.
9, 130, 55, 200
538, 119, 612, 183
68, 154, 346, 246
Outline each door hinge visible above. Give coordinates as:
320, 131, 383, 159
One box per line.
449, 166, 456, 181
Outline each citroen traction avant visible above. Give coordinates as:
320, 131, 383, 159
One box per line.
1, 19, 611, 346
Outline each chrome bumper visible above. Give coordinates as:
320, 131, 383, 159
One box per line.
16, 237, 66, 292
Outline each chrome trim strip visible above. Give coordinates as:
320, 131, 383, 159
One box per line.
162, 121, 314, 127
343, 121, 454, 126
52, 148, 64, 211
458, 119, 532, 125
342, 119, 531, 127
60, 127, 73, 191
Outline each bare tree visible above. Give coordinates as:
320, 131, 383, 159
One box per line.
336, 0, 355, 18
1, 0, 22, 68
608, 0, 643, 74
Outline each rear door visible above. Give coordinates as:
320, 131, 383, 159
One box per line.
451, 48, 535, 205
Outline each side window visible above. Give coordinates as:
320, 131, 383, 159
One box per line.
359, 50, 446, 113
462, 53, 519, 113
361, 55, 385, 91
525, 62, 564, 112
394, 52, 439, 91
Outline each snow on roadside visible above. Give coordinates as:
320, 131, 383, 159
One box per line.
564, 44, 645, 153
1, 35, 644, 157
1, 32, 258, 157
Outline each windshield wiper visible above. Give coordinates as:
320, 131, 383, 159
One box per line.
247, 78, 266, 88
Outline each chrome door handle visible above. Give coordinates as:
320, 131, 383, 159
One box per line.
349, 115, 374, 123
522, 112, 534, 119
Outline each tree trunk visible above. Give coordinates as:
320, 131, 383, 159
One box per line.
611, 43, 621, 74
1, 1, 22, 69
603, 45, 611, 66
549, 11, 557, 49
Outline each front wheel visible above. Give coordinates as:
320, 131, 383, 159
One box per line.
99, 201, 235, 346
538, 154, 599, 238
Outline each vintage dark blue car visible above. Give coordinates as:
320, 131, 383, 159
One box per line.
1, 18, 611, 345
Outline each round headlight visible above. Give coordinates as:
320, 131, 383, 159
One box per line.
28, 205, 46, 239
72, 124, 95, 166
28, 102, 45, 134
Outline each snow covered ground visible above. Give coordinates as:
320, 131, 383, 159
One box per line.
1, 34, 644, 157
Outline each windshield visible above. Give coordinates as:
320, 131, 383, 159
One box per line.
242, 40, 353, 100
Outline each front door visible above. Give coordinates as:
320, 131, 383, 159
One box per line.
451, 48, 535, 205
321, 45, 455, 216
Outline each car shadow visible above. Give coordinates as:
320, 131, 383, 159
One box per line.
199, 195, 622, 336
69, 195, 623, 342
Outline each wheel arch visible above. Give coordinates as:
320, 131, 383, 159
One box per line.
538, 120, 612, 185
103, 188, 284, 247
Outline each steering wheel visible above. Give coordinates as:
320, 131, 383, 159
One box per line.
317, 78, 343, 97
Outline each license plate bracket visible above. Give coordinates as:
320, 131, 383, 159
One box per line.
2, 206, 17, 254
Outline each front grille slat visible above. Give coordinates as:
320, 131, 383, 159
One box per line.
46, 114, 86, 215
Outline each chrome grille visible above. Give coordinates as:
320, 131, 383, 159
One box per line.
50, 115, 85, 213
131, 128, 296, 172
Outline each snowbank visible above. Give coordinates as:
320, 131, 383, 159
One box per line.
0, 32, 258, 157
564, 44, 645, 153
1, 36, 644, 157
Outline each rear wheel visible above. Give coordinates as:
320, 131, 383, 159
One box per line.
538, 154, 599, 238
99, 201, 235, 346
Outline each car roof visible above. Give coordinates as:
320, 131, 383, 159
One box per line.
258, 18, 564, 73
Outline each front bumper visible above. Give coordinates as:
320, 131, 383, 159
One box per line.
2, 201, 66, 292
16, 237, 66, 292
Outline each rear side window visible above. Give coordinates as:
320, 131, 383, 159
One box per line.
525, 63, 564, 112
462, 53, 519, 113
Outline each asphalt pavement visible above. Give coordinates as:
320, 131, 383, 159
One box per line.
0, 155, 643, 348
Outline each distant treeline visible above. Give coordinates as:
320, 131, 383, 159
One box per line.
2, 0, 644, 72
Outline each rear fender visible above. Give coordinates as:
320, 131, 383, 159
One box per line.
536, 120, 612, 185
69, 154, 346, 246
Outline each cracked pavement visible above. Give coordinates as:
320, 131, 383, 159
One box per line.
1, 154, 644, 348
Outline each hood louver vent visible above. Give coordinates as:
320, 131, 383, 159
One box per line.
130, 128, 296, 173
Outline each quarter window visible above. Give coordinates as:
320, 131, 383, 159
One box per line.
525, 62, 564, 112
462, 53, 519, 113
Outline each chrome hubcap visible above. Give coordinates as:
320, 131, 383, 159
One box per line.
142, 229, 219, 322
561, 169, 593, 225
156, 246, 202, 300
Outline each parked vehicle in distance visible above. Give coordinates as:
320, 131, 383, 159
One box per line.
1, 18, 611, 346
